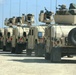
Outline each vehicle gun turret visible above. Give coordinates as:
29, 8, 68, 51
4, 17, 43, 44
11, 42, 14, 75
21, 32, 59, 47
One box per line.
55, 3, 76, 24
4, 18, 13, 27
22, 13, 34, 26
39, 8, 54, 24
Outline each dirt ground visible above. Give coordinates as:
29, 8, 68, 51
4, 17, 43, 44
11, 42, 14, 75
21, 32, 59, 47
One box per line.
0, 50, 76, 75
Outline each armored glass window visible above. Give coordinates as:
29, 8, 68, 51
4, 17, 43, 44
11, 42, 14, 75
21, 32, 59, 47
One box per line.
38, 32, 42, 38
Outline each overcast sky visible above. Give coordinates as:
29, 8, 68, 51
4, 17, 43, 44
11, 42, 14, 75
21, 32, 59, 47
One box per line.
0, 0, 76, 27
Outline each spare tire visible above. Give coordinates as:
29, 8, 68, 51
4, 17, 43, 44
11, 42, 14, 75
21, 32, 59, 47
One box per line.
68, 28, 76, 46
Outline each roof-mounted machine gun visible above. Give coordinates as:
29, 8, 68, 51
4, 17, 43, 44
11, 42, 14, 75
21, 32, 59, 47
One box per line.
4, 18, 13, 27
39, 7, 54, 24
69, 3, 76, 15
56, 4, 69, 15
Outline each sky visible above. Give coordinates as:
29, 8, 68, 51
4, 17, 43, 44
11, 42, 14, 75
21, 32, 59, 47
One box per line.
0, 0, 76, 27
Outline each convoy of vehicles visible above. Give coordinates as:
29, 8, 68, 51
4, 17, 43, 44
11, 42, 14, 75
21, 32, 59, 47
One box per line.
0, 3, 76, 62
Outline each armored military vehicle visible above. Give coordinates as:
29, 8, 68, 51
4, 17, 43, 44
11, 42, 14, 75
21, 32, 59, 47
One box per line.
11, 26, 24, 53
26, 25, 46, 56
11, 14, 33, 54
45, 3, 76, 62
3, 18, 13, 51
0, 28, 4, 49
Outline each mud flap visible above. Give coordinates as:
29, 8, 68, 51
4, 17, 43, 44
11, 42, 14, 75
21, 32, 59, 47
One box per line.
0, 41, 3, 49
3, 46, 6, 51
22, 43, 27, 50
50, 47, 61, 62
11, 47, 16, 54
45, 53, 50, 60
15, 43, 23, 54
6, 43, 12, 51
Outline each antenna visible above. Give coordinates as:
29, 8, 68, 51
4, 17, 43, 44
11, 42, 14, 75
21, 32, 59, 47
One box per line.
10, 0, 11, 17
55, 0, 57, 12
19, 0, 21, 16
26, 0, 28, 14
2, 3, 4, 28
50, 0, 52, 10
36, 0, 38, 25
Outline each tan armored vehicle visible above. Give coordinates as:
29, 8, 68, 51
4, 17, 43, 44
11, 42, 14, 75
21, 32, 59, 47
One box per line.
11, 26, 29, 54
11, 16, 24, 54
26, 25, 46, 56
45, 3, 76, 62
3, 26, 13, 51
11, 14, 33, 54
0, 28, 4, 49
3, 18, 13, 51
11, 26, 24, 53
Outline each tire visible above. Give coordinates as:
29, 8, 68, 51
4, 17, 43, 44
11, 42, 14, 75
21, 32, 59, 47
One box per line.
67, 55, 73, 58
68, 28, 76, 46
6, 43, 12, 51
34, 44, 38, 56
50, 47, 61, 62
45, 53, 50, 60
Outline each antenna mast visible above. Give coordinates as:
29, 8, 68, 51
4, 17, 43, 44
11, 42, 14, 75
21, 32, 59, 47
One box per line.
55, 0, 57, 12
2, 4, 4, 28
36, 0, 38, 25
10, 0, 11, 17
19, 0, 21, 16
